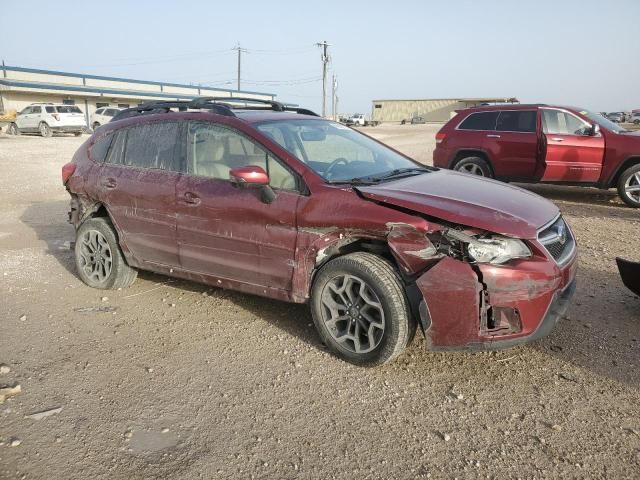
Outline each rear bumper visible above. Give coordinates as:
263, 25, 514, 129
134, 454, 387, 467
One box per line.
416, 251, 577, 351
51, 125, 85, 132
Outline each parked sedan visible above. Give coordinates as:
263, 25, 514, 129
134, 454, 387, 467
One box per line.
91, 107, 123, 130
62, 98, 576, 366
607, 112, 625, 123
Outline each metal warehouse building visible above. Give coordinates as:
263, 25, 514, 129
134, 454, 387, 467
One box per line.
0, 65, 275, 127
371, 97, 519, 123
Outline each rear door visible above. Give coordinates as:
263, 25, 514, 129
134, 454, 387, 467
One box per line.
175, 121, 300, 291
455, 110, 499, 167
490, 110, 539, 178
541, 108, 604, 182
95, 121, 181, 267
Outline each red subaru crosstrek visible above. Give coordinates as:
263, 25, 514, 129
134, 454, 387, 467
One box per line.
62, 97, 577, 366
433, 104, 640, 207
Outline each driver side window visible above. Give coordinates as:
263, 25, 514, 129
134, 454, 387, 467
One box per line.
187, 122, 297, 191
542, 110, 590, 136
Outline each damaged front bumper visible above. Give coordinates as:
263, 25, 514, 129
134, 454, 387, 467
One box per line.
416, 251, 577, 351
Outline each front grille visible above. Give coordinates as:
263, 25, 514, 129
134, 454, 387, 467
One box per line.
538, 216, 575, 265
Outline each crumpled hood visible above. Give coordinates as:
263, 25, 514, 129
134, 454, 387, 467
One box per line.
356, 170, 559, 239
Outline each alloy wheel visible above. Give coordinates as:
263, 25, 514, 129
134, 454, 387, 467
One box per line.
624, 172, 640, 203
458, 163, 485, 176
40, 123, 51, 137
78, 230, 113, 282
320, 274, 385, 354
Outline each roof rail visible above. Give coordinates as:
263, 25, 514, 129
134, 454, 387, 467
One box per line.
193, 97, 319, 116
111, 96, 319, 122
111, 100, 235, 122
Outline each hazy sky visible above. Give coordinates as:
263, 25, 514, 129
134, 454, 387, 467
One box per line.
2, 0, 639, 114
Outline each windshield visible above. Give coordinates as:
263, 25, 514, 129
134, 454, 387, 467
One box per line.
583, 110, 627, 133
256, 119, 426, 183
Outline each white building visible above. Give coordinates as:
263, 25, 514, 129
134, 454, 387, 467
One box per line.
0, 64, 276, 126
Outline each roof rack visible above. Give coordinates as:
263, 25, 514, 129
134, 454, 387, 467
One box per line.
111, 96, 319, 122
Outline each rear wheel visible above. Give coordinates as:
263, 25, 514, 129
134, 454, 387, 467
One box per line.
74, 217, 138, 289
74, 132, 82, 137
454, 156, 493, 178
8, 123, 20, 135
39, 122, 52, 138
617, 164, 640, 208
310, 252, 413, 366
92, 122, 100, 130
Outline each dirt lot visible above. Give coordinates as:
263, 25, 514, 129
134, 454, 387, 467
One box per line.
1, 124, 639, 479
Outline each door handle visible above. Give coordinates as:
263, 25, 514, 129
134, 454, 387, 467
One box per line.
182, 192, 201, 206
551, 137, 564, 142
102, 178, 117, 189
486, 134, 501, 138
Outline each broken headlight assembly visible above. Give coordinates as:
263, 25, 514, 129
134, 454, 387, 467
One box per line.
440, 229, 531, 265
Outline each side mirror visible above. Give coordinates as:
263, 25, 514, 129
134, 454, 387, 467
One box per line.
229, 165, 269, 187
590, 123, 600, 136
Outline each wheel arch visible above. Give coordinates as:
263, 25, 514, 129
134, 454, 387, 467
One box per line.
606, 156, 640, 188
449, 148, 495, 175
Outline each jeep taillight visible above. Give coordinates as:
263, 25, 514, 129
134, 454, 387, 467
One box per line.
436, 132, 446, 144
62, 162, 76, 185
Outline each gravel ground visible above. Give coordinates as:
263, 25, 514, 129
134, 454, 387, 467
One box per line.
0, 125, 639, 479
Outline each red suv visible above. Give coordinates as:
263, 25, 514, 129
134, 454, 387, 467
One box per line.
433, 104, 640, 207
62, 97, 577, 366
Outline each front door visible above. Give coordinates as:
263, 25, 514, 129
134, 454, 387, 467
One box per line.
541, 109, 604, 182
17, 106, 35, 130
95, 121, 181, 268
176, 121, 300, 291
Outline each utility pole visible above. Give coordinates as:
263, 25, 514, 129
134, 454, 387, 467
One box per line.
331, 74, 337, 121
233, 44, 247, 92
316, 41, 330, 117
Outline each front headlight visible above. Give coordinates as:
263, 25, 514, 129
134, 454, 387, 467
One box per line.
467, 237, 531, 264
444, 230, 531, 265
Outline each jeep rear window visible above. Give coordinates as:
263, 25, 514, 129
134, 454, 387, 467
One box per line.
458, 112, 499, 131
496, 111, 536, 133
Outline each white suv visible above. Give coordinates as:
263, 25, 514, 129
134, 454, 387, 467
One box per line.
8, 104, 86, 137
91, 107, 123, 130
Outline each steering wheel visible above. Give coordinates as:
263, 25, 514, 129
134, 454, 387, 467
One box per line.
324, 157, 349, 180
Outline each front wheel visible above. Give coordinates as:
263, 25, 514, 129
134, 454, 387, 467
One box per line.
310, 252, 414, 366
75, 217, 138, 289
92, 122, 100, 130
39, 122, 52, 137
453, 156, 493, 177
8, 123, 20, 135
617, 164, 640, 208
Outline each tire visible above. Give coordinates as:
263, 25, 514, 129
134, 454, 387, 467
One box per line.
453, 156, 493, 178
39, 122, 52, 138
74, 132, 82, 137
617, 164, 640, 208
310, 252, 414, 366
8, 123, 20, 135
92, 122, 100, 130
634, 120, 640, 125
74, 217, 138, 289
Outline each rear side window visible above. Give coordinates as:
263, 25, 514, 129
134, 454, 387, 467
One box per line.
124, 122, 179, 170
56, 106, 82, 114
496, 110, 537, 133
90, 134, 113, 162
46, 106, 56, 113
105, 131, 126, 165
95, 108, 104, 115
458, 111, 499, 131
